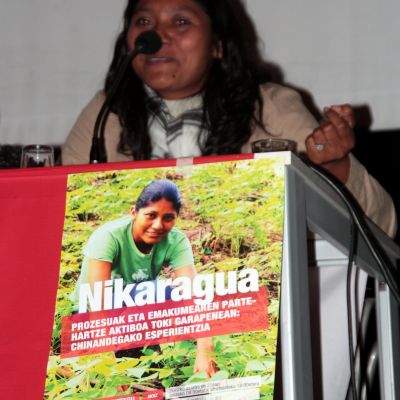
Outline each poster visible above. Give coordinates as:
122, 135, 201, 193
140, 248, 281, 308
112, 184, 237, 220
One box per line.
44, 155, 287, 399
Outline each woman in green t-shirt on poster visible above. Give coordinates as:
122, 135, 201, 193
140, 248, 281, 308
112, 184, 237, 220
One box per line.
78, 179, 217, 378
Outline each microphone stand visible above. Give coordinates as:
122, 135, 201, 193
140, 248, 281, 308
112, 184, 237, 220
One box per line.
89, 31, 162, 163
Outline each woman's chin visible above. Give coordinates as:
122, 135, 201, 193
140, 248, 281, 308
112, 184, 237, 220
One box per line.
144, 234, 165, 244
142, 77, 188, 100
143, 73, 176, 89
145, 82, 179, 98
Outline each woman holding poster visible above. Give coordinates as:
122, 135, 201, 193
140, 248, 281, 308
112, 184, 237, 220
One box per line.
75, 179, 217, 377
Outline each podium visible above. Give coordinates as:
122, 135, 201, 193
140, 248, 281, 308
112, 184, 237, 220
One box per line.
0, 153, 398, 399
280, 154, 400, 399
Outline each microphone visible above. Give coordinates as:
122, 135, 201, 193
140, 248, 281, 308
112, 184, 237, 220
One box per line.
90, 31, 162, 163
134, 30, 163, 54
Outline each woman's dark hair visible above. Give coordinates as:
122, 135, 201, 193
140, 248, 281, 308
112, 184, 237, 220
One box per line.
135, 179, 182, 213
105, 0, 267, 160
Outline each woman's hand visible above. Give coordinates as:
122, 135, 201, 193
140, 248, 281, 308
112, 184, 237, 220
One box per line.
88, 259, 112, 282
194, 337, 217, 377
173, 269, 217, 377
305, 104, 355, 183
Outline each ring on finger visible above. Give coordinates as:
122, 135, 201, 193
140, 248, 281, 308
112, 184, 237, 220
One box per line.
314, 143, 325, 152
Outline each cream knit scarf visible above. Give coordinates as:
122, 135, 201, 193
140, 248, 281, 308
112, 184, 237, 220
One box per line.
144, 86, 208, 159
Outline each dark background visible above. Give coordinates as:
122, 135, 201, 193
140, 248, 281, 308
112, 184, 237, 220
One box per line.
352, 128, 400, 244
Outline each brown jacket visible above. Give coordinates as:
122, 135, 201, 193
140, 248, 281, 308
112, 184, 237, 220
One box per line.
62, 83, 397, 236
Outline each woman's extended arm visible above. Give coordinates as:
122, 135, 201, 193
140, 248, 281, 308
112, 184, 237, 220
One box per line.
253, 84, 397, 237
306, 104, 397, 236
306, 105, 355, 184
174, 265, 218, 377
87, 259, 112, 283
85, 259, 112, 311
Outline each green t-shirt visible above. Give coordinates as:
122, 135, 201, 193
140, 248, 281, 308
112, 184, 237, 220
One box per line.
78, 215, 194, 285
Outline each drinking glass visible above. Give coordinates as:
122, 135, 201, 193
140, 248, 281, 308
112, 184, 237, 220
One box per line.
20, 144, 54, 168
251, 138, 297, 153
